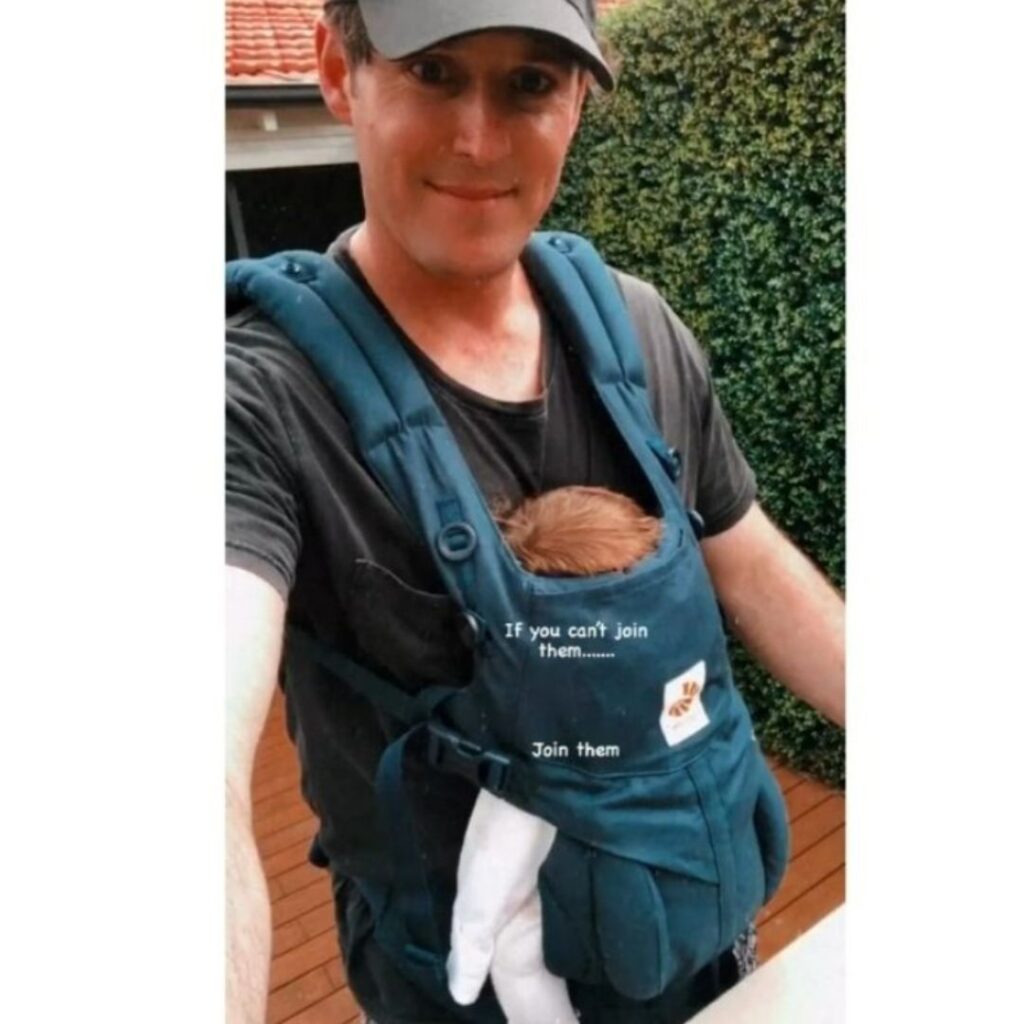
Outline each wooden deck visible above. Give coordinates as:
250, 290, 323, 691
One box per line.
250, 690, 845, 1023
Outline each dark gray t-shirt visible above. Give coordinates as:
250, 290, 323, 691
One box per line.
226, 232, 756, 1024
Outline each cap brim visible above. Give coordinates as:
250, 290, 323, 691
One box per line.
358, 0, 614, 90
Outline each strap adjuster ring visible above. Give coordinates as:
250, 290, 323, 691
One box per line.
436, 521, 478, 561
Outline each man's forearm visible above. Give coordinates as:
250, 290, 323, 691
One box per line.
726, 549, 844, 725
227, 784, 272, 1024
703, 505, 845, 727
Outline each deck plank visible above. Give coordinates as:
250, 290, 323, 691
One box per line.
759, 826, 846, 924
279, 986, 361, 1024
272, 877, 334, 928
271, 930, 342, 991
789, 794, 846, 858
277, 859, 330, 897
267, 967, 335, 1024
299, 901, 340, 941
264, 836, 321, 880
273, 920, 308, 958
256, 800, 318, 842
783, 777, 837, 819
772, 764, 805, 793
258, 817, 318, 859
253, 769, 302, 804
326, 957, 347, 989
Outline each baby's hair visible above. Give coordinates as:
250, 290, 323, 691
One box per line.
493, 486, 663, 576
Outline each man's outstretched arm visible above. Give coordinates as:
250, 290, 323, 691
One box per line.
701, 502, 845, 727
226, 566, 287, 1023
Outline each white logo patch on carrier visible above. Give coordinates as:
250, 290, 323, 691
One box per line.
659, 661, 709, 746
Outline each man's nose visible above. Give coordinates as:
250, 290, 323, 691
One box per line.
450, 87, 512, 165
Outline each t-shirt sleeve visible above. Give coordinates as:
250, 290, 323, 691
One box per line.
226, 313, 303, 599
613, 270, 757, 536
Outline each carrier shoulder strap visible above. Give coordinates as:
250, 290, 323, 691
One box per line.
525, 232, 649, 392
524, 232, 687, 490
231, 250, 515, 613
227, 250, 450, 516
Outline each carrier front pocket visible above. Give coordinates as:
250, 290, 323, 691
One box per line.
538, 831, 724, 1002
534, 744, 790, 1002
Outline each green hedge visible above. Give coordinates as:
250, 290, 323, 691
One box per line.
547, 0, 845, 787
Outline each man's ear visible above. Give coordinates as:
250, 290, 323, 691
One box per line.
569, 69, 591, 135
316, 17, 355, 124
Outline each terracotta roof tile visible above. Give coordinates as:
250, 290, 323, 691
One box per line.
225, 0, 637, 87
226, 0, 323, 85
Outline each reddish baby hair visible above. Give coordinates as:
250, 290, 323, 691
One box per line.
495, 485, 663, 576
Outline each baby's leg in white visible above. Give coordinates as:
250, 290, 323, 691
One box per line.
448, 790, 557, 1005
490, 891, 576, 1024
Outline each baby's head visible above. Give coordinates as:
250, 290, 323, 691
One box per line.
494, 486, 663, 577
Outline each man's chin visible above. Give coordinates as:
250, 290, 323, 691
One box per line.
414, 235, 529, 284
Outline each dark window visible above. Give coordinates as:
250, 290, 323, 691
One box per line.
226, 163, 364, 259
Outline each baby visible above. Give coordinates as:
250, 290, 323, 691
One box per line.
494, 485, 663, 577
447, 486, 663, 1022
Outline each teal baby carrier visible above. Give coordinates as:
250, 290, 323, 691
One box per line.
226, 232, 789, 1018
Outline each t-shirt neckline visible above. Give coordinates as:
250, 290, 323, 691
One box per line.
327, 231, 556, 419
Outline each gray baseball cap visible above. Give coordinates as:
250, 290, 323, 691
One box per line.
357, 0, 614, 90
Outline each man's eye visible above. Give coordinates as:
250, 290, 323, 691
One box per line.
512, 68, 556, 96
408, 59, 451, 85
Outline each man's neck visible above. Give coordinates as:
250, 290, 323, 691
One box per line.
349, 222, 545, 402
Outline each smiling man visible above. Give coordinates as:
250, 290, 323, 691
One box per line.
226, 3, 845, 1023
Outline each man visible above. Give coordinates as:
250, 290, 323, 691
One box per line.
226, 2, 845, 1022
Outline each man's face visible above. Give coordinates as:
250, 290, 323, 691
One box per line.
324, 28, 588, 281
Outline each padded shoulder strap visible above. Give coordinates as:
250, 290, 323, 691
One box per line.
227, 251, 446, 454
524, 232, 649, 393
227, 249, 501, 609
524, 232, 685, 493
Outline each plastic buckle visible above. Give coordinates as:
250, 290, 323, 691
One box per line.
647, 436, 682, 481
425, 723, 510, 793
457, 610, 485, 650
279, 256, 315, 283
666, 445, 683, 480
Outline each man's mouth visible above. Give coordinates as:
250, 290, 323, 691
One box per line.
427, 182, 516, 201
